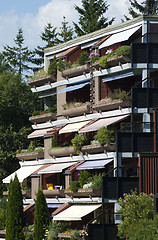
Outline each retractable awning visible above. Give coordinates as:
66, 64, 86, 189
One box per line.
78, 115, 129, 133
53, 204, 102, 221
3, 165, 43, 183
102, 71, 134, 83
59, 120, 90, 134
38, 162, 77, 174
76, 159, 113, 170
58, 81, 90, 93
28, 128, 53, 139
99, 26, 141, 49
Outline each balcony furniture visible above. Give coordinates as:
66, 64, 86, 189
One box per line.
48, 147, 76, 157
93, 99, 130, 112
29, 112, 56, 124
81, 143, 115, 154
62, 64, 89, 78
16, 151, 44, 161
28, 74, 56, 87
62, 104, 91, 117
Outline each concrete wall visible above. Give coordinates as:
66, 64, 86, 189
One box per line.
31, 176, 40, 199
44, 137, 53, 159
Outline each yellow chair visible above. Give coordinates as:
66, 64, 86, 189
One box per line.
47, 183, 54, 190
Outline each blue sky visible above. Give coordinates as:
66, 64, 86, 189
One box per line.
0, 0, 133, 51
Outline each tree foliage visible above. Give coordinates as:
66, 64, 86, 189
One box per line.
2, 28, 36, 77
6, 175, 25, 240
59, 16, 74, 42
73, 0, 115, 36
124, 0, 158, 20
118, 191, 158, 240
33, 188, 49, 240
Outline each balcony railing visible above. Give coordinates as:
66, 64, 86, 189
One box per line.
132, 87, 158, 108
102, 177, 139, 199
117, 122, 154, 152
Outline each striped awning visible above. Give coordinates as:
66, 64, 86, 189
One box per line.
78, 115, 129, 133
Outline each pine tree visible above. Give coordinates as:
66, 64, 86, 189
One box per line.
124, 0, 158, 20
73, 0, 115, 36
6, 174, 25, 240
2, 28, 36, 77
33, 188, 49, 240
59, 16, 74, 42
35, 23, 60, 65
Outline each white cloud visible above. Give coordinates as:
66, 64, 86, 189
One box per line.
0, 0, 134, 51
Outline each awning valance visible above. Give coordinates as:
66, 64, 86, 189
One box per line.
3, 165, 43, 183
38, 162, 77, 174
58, 81, 90, 93
59, 120, 90, 134
76, 159, 113, 170
78, 115, 129, 134
99, 26, 141, 49
53, 204, 102, 221
102, 71, 134, 83
28, 128, 53, 139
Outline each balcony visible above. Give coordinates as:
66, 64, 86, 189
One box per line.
28, 74, 56, 87
132, 87, 158, 109
62, 104, 91, 118
16, 151, 44, 161
106, 55, 131, 68
43, 189, 64, 198
48, 146, 76, 158
29, 112, 56, 124
102, 177, 139, 199
62, 64, 90, 78
117, 122, 154, 153
93, 99, 130, 112
3, 189, 31, 199
81, 143, 115, 154
65, 188, 101, 197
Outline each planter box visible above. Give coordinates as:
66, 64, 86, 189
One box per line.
48, 147, 76, 157
65, 188, 101, 197
81, 143, 115, 154
16, 151, 44, 160
43, 189, 64, 197
62, 104, 90, 117
107, 55, 131, 68
29, 112, 56, 124
3, 190, 31, 199
93, 99, 130, 112
28, 74, 56, 87
62, 64, 89, 78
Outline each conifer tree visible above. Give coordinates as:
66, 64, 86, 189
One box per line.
33, 188, 49, 240
6, 174, 25, 240
124, 0, 158, 20
59, 16, 74, 42
2, 28, 36, 77
35, 23, 60, 65
73, 0, 115, 36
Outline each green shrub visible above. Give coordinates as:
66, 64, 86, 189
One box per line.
91, 173, 104, 189
48, 56, 57, 77
71, 134, 88, 153
25, 233, 33, 240
28, 141, 36, 152
78, 51, 89, 66
110, 88, 130, 101
99, 52, 114, 68
78, 170, 91, 188
69, 181, 80, 192
70, 230, 81, 240
32, 110, 41, 116
94, 127, 115, 145
99, 55, 108, 68
90, 55, 99, 63
51, 136, 58, 148
115, 45, 131, 57
57, 59, 66, 71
